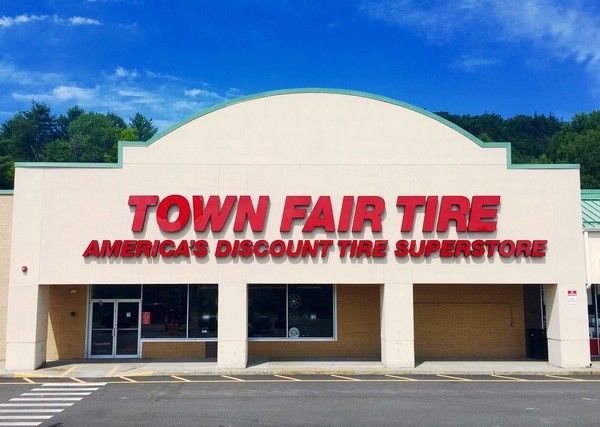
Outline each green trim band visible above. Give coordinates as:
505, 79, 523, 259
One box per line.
13, 88, 579, 171
582, 189, 600, 199
0, 190, 14, 195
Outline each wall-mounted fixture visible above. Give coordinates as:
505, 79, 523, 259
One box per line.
21, 266, 27, 273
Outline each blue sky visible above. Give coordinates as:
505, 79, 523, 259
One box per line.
1, 0, 599, 129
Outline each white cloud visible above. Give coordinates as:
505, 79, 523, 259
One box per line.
52, 85, 96, 101
0, 61, 63, 85
2, 60, 237, 130
69, 16, 101, 26
362, 0, 600, 87
184, 88, 224, 100
145, 70, 180, 81
451, 55, 501, 72
12, 85, 96, 103
226, 87, 242, 98
114, 66, 138, 78
184, 89, 203, 97
0, 14, 47, 27
0, 14, 102, 28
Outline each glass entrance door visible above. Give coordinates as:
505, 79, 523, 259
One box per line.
89, 300, 141, 358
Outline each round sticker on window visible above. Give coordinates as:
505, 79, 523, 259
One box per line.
289, 327, 300, 338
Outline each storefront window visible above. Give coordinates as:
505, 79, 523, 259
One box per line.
248, 285, 287, 338
92, 284, 218, 340
248, 284, 335, 339
288, 285, 334, 338
142, 285, 188, 338
188, 285, 218, 338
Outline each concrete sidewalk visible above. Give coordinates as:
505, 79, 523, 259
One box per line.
0, 359, 599, 379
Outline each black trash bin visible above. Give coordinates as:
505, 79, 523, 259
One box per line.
526, 328, 548, 359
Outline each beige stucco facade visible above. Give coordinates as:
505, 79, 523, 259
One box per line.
1, 90, 591, 370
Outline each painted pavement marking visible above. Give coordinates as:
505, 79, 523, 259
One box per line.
41, 382, 106, 387
106, 366, 120, 378
10, 398, 83, 402
30, 388, 99, 392
221, 375, 245, 382
58, 366, 78, 378
330, 375, 361, 381
436, 374, 472, 381
0, 404, 75, 408
0, 416, 52, 420
21, 393, 91, 396
545, 375, 585, 381
171, 376, 191, 382
0, 382, 106, 426
274, 374, 302, 381
0, 422, 45, 426
490, 374, 528, 382
384, 374, 418, 381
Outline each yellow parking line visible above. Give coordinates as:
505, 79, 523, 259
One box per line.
59, 366, 78, 378
274, 374, 301, 381
119, 376, 137, 383
106, 366, 119, 378
545, 375, 585, 381
385, 374, 417, 381
491, 374, 528, 381
14, 373, 45, 379
221, 375, 245, 382
69, 377, 86, 384
21, 378, 35, 384
171, 375, 191, 382
437, 374, 471, 381
330, 374, 361, 381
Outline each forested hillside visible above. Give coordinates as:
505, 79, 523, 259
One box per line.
0, 102, 157, 189
437, 111, 600, 188
1, 102, 599, 189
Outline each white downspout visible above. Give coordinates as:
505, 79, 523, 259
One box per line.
584, 230, 592, 289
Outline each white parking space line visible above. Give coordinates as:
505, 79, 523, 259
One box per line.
0, 416, 52, 420
30, 388, 98, 392
0, 410, 64, 413
21, 393, 91, 396
10, 398, 83, 402
41, 383, 106, 387
0, 404, 74, 407
0, 423, 43, 426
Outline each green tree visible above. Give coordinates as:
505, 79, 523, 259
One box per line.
130, 113, 158, 141
57, 106, 85, 140
547, 111, 600, 188
43, 139, 75, 162
68, 113, 119, 162
0, 101, 59, 161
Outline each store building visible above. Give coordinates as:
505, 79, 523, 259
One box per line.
582, 190, 600, 357
0, 89, 592, 370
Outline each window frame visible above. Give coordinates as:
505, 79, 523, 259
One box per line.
137, 284, 218, 343
247, 284, 337, 342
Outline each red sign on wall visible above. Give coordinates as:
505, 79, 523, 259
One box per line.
142, 311, 151, 325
